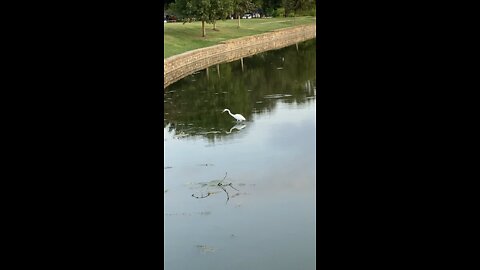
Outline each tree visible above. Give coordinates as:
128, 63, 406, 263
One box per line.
210, 0, 234, 31
232, 0, 256, 28
284, 0, 314, 23
173, 0, 213, 37
263, 0, 283, 16
166, 2, 179, 19
164, 0, 176, 12
173, 0, 236, 36
252, 0, 264, 15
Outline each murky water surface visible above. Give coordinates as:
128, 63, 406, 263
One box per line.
164, 39, 316, 270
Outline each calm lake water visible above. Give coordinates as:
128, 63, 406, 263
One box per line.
164, 39, 316, 270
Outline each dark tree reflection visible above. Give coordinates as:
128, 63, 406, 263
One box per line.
164, 39, 316, 143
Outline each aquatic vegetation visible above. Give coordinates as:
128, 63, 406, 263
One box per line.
263, 94, 293, 99
196, 245, 216, 254
164, 211, 212, 216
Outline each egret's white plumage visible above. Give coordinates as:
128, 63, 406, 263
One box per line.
222, 109, 246, 122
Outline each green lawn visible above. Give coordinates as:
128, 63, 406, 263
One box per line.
164, 16, 316, 58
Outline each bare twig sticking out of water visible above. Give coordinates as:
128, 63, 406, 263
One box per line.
217, 172, 241, 204
218, 183, 229, 203
198, 163, 214, 167
217, 182, 241, 203
221, 183, 239, 191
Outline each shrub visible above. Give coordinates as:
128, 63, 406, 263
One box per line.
297, 8, 316, 17
273, 8, 285, 17
265, 7, 274, 17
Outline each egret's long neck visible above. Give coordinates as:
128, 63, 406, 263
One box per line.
227, 110, 234, 117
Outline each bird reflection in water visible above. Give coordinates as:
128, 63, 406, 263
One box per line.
226, 123, 246, 134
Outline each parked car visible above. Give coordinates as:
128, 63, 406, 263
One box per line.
165, 15, 177, 23
242, 13, 252, 19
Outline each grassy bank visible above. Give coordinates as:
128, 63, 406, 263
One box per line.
164, 16, 315, 58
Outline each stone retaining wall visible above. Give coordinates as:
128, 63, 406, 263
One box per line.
164, 24, 316, 89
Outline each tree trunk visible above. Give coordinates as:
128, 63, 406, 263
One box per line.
213, 20, 217, 30
293, 11, 296, 25
237, 15, 240, 28
202, 20, 206, 37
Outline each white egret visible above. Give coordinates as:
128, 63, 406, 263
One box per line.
222, 109, 246, 122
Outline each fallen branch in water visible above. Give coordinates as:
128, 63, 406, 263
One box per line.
192, 192, 212, 199
218, 183, 229, 203
220, 182, 239, 191
191, 172, 240, 204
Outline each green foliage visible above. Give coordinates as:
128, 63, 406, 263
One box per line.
273, 7, 284, 17
167, 0, 316, 19
283, 0, 315, 16
166, 2, 181, 19
173, 0, 235, 35
263, 0, 283, 11
210, 0, 234, 23
173, 0, 212, 23
233, 0, 256, 16
194, 0, 212, 22
264, 7, 274, 17
173, 0, 237, 24
253, 0, 264, 8
297, 6, 315, 16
